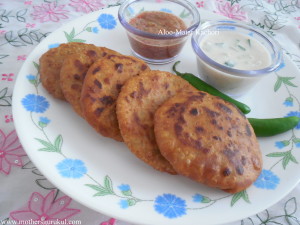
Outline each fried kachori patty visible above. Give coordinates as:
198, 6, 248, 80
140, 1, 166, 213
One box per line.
154, 90, 262, 193
80, 54, 150, 142
116, 70, 197, 174
39, 42, 103, 100
60, 47, 119, 116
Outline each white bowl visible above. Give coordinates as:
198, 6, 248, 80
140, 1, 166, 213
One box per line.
192, 20, 283, 96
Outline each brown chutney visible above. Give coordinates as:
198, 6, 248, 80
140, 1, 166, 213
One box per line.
128, 11, 188, 60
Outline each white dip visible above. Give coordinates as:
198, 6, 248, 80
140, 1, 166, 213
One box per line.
200, 31, 271, 70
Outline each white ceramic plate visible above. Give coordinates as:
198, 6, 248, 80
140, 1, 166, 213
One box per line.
12, 6, 300, 225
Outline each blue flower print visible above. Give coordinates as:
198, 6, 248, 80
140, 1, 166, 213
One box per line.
154, 194, 186, 219
97, 14, 117, 30
119, 199, 129, 209
118, 184, 130, 191
160, 8, 172, 13
192, 194, 211, 203
192, 194, 204, 202
118, 184, 132, 196
254, 169, 280, 190
293, 138, 300, 148
38, 117, 50, 128
92, 27, 99, 33
286, 111, 300, 129
275, 141, 285, 149
26, 74, 38, 85
26, 74, 36, 81
39, 116, 50, 124
21, 94, 49, 113
283, 97, 293, 107
275, 141, 289, 149
48, 43, 60, 49
56, 159, 87, 178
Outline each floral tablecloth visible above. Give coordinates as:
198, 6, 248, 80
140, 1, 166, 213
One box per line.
1, 0, 300, 225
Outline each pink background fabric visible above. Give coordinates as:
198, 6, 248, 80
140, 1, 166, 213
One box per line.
1, 0, 300, 224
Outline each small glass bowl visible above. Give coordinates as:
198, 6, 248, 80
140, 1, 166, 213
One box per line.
118, 0, 200, 64
192, 20, 283, 96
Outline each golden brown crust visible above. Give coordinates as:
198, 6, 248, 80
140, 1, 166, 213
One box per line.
116, 70, 197, 174
60, 47, 119, 116
80, 54, 150, 142
39, 42, 103, 100
154, 91, 262, 193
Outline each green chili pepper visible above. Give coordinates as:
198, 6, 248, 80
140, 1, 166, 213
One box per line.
172, 61, 251, 114
248, 116, 300, 137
